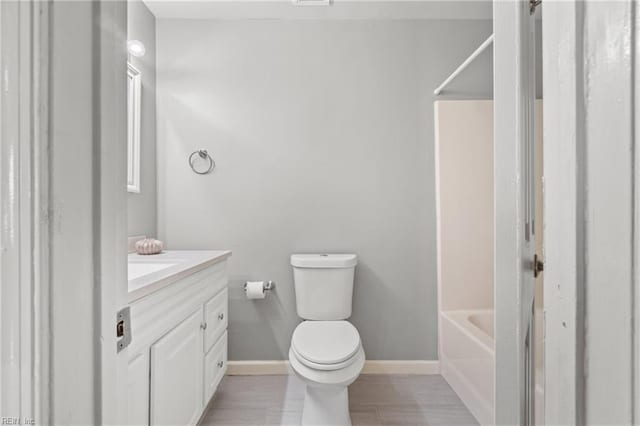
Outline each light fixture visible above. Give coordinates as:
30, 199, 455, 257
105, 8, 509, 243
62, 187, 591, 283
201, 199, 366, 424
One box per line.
127, 40, 146, 58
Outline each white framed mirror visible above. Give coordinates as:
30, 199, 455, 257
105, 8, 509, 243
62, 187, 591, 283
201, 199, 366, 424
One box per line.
127, 62, 141, 193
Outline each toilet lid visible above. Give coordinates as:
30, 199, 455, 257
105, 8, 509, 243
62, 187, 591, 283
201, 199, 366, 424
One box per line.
292, 321, 360, 365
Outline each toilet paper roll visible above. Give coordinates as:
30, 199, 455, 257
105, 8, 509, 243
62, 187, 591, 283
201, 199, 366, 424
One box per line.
245, 281, 266, 299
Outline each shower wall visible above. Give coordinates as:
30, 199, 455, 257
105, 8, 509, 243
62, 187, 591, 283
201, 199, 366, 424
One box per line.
435, 100, 494, 311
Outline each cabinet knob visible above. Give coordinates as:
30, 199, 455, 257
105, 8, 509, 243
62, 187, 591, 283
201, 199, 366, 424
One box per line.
218, 313, 224, 321
200, 322, 207, 330
217, 361, 224, 368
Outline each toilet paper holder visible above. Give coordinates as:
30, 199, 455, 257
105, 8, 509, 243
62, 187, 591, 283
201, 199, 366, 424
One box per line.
243, 280, 276, 292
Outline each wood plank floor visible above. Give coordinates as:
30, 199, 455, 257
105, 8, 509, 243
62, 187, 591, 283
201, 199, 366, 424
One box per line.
199, 374, 479, 426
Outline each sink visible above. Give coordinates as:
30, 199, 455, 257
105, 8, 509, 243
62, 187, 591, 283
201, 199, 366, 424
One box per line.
127, 250, 232, 301
128, 262, 178, 281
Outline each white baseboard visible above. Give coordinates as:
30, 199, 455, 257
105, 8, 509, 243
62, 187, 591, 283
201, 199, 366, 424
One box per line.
361, 360, 440, 375
226, 360, 440, 376
227, 361, 292, 375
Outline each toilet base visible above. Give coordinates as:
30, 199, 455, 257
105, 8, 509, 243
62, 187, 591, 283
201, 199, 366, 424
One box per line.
301, 385, 351, 426
288, 340, 364, 426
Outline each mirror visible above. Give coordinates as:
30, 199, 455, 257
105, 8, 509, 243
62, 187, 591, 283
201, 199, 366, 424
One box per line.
127, 62, 141, 193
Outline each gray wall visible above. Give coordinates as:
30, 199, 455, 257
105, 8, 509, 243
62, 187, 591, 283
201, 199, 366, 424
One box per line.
156, 19, 494, 360
127, 0, 157, 237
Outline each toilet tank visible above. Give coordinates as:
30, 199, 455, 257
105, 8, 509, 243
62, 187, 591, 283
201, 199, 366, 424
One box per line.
291, 254, 358, 320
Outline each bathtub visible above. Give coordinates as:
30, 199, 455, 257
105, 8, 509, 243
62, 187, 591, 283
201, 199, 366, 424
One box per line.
440, 310, 495, 425
440, 310, 544, 426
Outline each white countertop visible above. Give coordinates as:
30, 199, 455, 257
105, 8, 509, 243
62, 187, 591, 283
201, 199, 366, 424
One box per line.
128, 250, 232, 303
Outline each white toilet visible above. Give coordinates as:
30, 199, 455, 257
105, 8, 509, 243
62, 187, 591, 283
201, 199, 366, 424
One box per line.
289, 254, 365, 426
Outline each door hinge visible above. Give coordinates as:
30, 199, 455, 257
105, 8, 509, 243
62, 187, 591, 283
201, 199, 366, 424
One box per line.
534, 254, 544, 278
529, 0, 541, 15
116, 306, 132, 353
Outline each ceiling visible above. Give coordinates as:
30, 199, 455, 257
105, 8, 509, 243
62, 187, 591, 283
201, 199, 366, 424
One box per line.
143, 0, 493, 20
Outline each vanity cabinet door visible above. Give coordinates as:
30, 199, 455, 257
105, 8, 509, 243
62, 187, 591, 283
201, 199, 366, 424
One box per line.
150, 309, 203, 426
203, 288, 228, 352
127, 350, 149, 426
204, 331, 228, 404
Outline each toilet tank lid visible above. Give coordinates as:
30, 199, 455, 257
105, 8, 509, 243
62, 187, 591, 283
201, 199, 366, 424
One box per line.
291, 254, 357, 268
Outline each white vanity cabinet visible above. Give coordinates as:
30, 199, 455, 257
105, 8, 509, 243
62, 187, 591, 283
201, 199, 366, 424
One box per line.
150, 309, 204, 425
126, 254, 230, 426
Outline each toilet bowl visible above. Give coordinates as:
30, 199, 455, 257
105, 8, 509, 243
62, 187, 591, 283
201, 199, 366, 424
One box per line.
290, 253, 363, 426
289, 320, 365, 425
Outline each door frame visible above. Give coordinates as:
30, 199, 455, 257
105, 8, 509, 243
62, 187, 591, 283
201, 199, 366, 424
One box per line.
580, 3, 636, 421
0, 1, 128, 424
541, 0, 638, 423
540, 1, 584, 423
635, 2, 640, 420
0, 1, 50, 422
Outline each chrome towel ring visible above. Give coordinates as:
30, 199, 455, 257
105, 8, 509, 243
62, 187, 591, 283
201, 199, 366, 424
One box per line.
189, 150, 215, 175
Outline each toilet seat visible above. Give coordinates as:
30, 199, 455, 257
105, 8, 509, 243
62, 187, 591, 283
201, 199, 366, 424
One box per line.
291, 321, 361, 371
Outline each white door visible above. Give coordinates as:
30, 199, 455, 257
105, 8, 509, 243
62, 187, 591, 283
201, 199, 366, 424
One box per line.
494, 0, 539, 424
150, 309, 204, 426
96, 1, 130, 424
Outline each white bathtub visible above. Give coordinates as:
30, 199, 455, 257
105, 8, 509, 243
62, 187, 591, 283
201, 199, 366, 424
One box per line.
440, 309, 545, 425
440, 310, 495, 425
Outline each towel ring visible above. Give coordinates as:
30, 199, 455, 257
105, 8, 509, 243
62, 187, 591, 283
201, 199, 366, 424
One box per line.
189, 150, 215, 175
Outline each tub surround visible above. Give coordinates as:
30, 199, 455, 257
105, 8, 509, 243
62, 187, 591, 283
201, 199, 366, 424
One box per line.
128, 250, 231, 302
435, 100, 494, 425
435, 101, 544, 425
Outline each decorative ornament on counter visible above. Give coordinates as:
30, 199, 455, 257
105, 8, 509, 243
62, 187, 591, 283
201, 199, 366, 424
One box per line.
135, 238, 164, 255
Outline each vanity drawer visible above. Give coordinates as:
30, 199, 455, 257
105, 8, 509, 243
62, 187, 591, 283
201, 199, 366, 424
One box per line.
204, 331, 227, 404
204, 288, 228, 352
